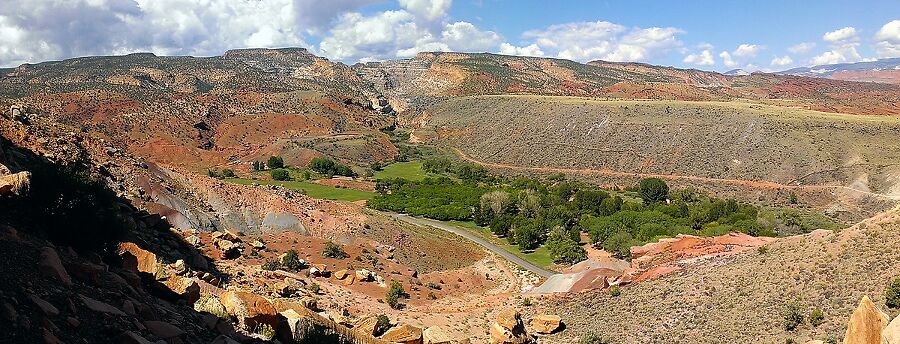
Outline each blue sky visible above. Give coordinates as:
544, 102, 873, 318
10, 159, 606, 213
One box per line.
1, 0, 899, 71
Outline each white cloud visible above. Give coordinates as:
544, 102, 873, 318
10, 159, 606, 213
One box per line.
683, 49, 714, 66
811, 26, 863, 65
770, 55, 793, 66
719, 51, 737, 68
513, 21, 682, 62
717, 44, 762, 69
823, 26, 859, 43
874, 19, 900, 58
318, 8, 501, 62
398, 0, 452, 22
0, 0, 351, 67
499, 43, 544, 57
788, 42, 816, 54
733, 44, 761, 58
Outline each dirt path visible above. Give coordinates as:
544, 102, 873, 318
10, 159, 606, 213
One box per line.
390, 213, 556, 278
451, 148, 900, 200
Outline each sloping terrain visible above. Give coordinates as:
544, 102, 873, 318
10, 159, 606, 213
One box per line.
411, 95, 900, 219
356, 52, 900, 116
534, 207, 900, 344
780, 57, 900, 84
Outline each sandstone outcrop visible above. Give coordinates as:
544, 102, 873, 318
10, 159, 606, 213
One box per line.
530, 314, 561, 334
117, 242, 159, 276
220, 291, 279, 329
843, 296, 890, 344
490, 308, 530, 344
381, 323, 423, 344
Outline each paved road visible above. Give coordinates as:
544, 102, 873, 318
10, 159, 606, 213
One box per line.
390, 213, 556, 278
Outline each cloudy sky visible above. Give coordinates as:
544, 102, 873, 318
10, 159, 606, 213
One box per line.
1, 0, 899, 72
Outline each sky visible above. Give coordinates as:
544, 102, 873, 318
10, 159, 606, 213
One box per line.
1, 0, 899, 72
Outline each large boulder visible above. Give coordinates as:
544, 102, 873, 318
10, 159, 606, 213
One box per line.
39, 247, 72, 286
423, 326, 455, 344
490, 308, 530, 344
884, 315, 900, 344
163, 276, 201, 304
0, 171, 30, 196
117, 242, 159, 276
194, 294, 228, 319
353, 315, 381, 336
844, 296, 890, 344
381, 323, 423, 344
219, 291, 279, 329
530, 315, 561, 334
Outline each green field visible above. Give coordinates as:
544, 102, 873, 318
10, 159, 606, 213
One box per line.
447, 220, 555, 269
374, 161, 430, 181
226, 178, 374, 202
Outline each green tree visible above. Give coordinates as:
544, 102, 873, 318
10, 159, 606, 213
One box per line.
267, 156, 285, 169
599, 196, 623, 216
385, 281, 408, 309
545, 226, 587, 264
513, 221, 543, 251
422, 158, 452, 173
270, 169, 290, 181
639, 178, 669, 205
282, 249, 305, 270
221, 168, 236, 178
602, 231, 637, 259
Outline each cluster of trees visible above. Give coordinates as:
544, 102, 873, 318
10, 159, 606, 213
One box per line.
369, 177, 488, 221
422, 157, 489, 182
309, 157, 356, 177
252, 156, 285, 171
207, 168, 236, 179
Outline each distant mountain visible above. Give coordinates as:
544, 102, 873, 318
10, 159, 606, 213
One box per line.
723, 69, 750, 76
778, 58, 900, 84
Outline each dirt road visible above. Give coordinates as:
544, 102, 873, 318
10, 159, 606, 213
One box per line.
390, 213, 556, 278
451, 148, 900, 200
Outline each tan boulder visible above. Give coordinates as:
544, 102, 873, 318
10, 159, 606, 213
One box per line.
117, 242, 158, 276
884, 315, 900, 344
216, 239, 239, 259
490, 308, 530, 344
353, 315, 381, 336
194, 294, 228, 319
0, 171, 30, 196
163, 276, 201, 304
343, 273, 357, 286
223, 228, 242, 242
423, 326, 455, 344
844, 296, 890, 344
356, 269, 373, 282
171, 259, 188, 275
335, 269, 351, 280
310, 263, 328, 276
381, 323, 423, 344
530, 315, 561, 334
280, 309, 310, 342
219, 291, 279, 329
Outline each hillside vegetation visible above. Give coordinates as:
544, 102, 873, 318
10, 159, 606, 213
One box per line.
414, 95, 900, 218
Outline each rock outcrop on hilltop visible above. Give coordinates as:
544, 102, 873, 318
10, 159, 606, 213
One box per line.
841, 296, 900, 344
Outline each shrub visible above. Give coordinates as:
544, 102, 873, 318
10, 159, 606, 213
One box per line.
270, 169, 290, 181
521, 297, 532, 306
261, 259, 280, 271
322, 241, 348, 259
639, 178, 669, 205
789, 192, 798, 204
809, 308, 825, 327
886, 277, 900, 308
282, 249, 304, 270
609, 285, 621, 297
783, 302, 805, 331
385, 281, 408, 309
256, 323, 275, 340
580, 333, 610, 344
375, 314, 391, 336
221, 168, 236, 178
267, 156, 285, 169
309, 283, 320, 294
207, 169, 220, 178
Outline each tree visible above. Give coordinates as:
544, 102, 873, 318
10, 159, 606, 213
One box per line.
602, 231, 637, 259
252, 161, 262, 171
513, 221, 543, 251
207, 169, 220, 178
489, 215, 514, 237
422, 158, 452, 173
639, 178, 669, 205
267, 156, 285, 169
270, 169, 290, 181
545, 226, 587, 264
385, 281, 408, 309
573, 189, 609, 213
454, 163, 487, 181
599, 196, 623, 216
221, 168, 236, 178
309, 157, 356, 177
517, 189, 542, 218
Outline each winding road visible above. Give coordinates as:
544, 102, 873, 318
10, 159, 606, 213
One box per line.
390, 213, 556, 278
